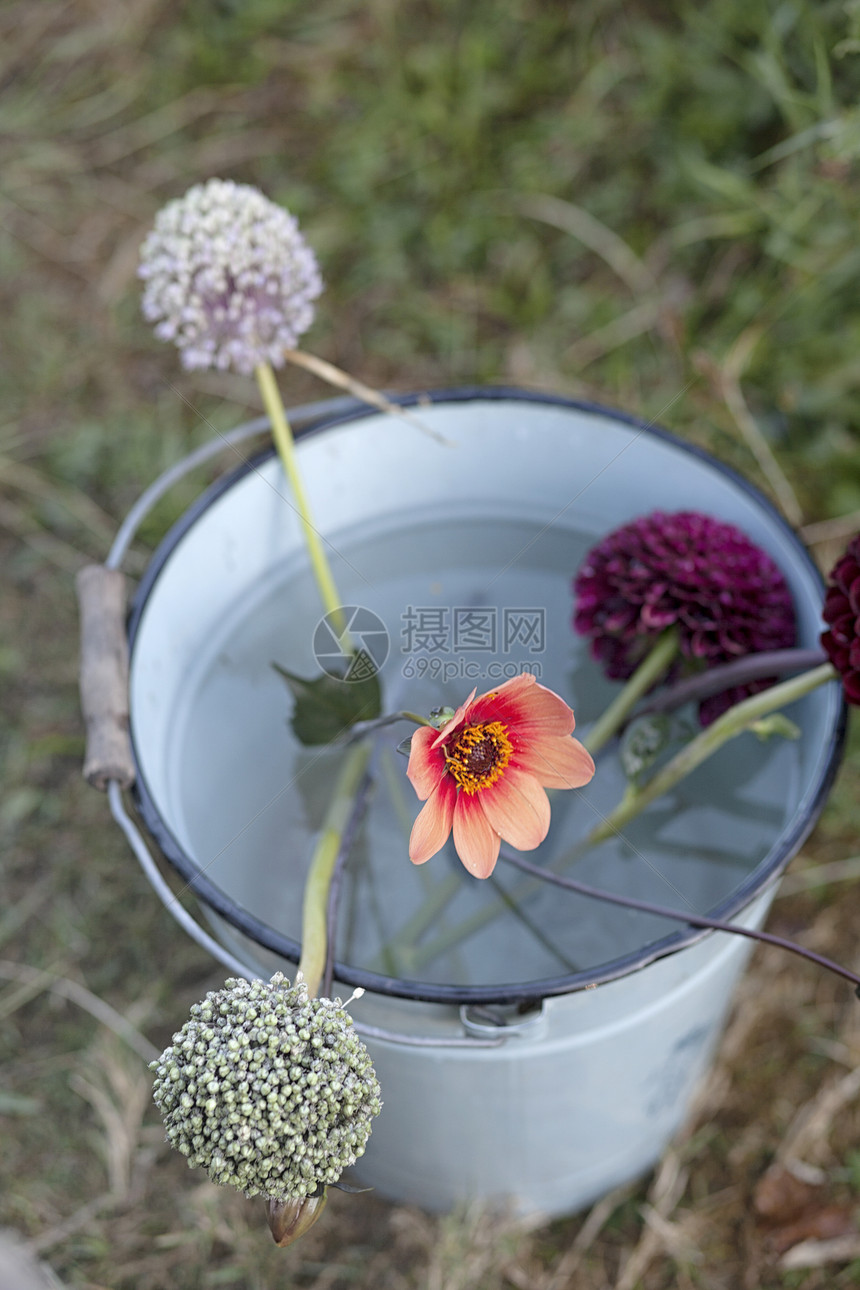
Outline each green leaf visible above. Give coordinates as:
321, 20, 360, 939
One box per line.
620, 713, 673, 781
750, 713, 801, 742
272, 654, 382, 746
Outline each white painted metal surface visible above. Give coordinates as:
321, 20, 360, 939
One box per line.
126, 393, 842, 1216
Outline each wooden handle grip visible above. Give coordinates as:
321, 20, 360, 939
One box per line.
76, 564, 135, 790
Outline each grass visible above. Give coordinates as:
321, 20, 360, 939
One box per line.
4, 0, 860, 1285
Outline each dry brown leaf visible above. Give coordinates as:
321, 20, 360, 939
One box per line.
753, 1164, 818, 1225
774, 1207, 859, 1259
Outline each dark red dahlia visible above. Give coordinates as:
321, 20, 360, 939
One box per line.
573, 511, 796, 724
820, 534, 860, 705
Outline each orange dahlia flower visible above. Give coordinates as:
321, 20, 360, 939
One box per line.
406, 674, 595, 879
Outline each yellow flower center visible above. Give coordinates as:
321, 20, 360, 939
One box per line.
444, 721, 513, 795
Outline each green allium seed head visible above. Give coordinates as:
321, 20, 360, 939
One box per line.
150, 974, 381, 1201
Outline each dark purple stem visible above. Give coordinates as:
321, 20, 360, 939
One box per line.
498, 848, 860, 993
639, 647, 827, 715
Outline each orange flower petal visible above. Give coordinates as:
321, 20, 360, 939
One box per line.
466, 673, 534, 723
512, 734, 595, 790
406, 725, 447, 801
479, 765, 551, 851
409, 775, 457, 865
452, 798, 502, 878
430, 688, 477, 750
406, 678, 591, 879
469, 674, 575, 735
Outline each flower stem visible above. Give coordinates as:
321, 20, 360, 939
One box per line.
369, 871, 463, 973
401, 710, 436, 728
255, 360, 346, 635
321, 758, 376, 997
638, 647, 828, 717
298, 743, 372, 997
343, 710, 435, 748
584, 628, 679, 755
498, 849, 860, 992
407, 876, 544, 970
584, 662, 838, 846
282, 347, 450, 445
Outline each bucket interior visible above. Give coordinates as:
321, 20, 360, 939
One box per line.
127, 391, 843, 1003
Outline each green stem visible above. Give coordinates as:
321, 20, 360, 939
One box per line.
485, 872, 579, 972
371, 872, 463, 972
298, 743, 372, 997
407, 876, 542, 970
366, 751, 462, 974
585, 661, 838, 846
409, 661, 840, 972
255, 361, 346, 635
584, 628, 679, 755
401, 710, 436, 728
348, 710, 435, 742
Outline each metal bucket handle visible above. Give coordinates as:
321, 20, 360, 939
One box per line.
76, 399, 504, 1049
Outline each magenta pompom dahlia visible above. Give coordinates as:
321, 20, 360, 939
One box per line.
821, 534, 860, 705
573, 510, 797, 724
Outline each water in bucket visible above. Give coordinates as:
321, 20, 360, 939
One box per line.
163, 506, 801, 992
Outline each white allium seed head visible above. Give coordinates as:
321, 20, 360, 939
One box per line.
150, 974, 381, 1201
138, 179, 323, 375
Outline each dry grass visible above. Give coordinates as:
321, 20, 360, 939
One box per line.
4, 1, 860, 1286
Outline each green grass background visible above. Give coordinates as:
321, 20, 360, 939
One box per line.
4, 1, 860, 1286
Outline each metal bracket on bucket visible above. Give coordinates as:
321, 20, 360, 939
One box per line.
459, 1001, 548, 1040
82, 402, 505, 1052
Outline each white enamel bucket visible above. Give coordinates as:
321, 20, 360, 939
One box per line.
121, 389, 843, 1216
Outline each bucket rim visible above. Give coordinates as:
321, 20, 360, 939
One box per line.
126, 384, 847, 1005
